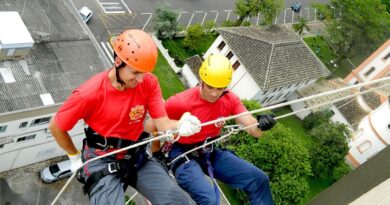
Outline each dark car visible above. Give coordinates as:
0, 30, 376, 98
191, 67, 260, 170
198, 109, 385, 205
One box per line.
291, 2, 302, 12
40, 160, 72, 183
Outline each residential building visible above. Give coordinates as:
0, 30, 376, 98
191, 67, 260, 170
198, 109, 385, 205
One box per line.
345, 39, 390, 85
0, 12, 34, 60
0, 1, 106, 172
196, 25, 330, 106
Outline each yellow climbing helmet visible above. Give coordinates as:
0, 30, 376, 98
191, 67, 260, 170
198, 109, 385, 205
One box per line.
199, 54, 233, 88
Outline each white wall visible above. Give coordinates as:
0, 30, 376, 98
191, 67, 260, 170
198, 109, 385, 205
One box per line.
181, 65, 199, 88
348, 101, 390, 165
0, 113, 85, 172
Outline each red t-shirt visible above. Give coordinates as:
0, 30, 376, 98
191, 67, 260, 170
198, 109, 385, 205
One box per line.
55, 70, 166, 141
165, 87, 247, 144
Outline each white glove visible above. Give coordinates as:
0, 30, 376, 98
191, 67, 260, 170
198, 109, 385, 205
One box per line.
67, 151, 83, 173
177, 112, 201, 137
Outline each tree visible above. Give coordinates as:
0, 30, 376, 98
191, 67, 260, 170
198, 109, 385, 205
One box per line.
153, 3, 179, 40
202, 20, 216, 35
314, 0, 390, 63
309, 122, 351, 179
293, 17, 310, 35
234, 0, 284, 25
183, 24, 204, 51
225, 100, 311, 204
302, 109, 334, 130
381, 0, 390, 13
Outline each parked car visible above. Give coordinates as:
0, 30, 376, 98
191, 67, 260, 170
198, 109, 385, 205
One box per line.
79, 6, 93, 23
291, 2, 302, 12
40, 160, 72, 183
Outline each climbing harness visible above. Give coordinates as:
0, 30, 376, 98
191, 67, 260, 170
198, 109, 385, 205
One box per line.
51, 76, 390, 205
79, 128, 151, 196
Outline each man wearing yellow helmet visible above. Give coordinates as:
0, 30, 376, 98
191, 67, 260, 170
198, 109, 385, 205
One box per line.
148, 54, 276, 205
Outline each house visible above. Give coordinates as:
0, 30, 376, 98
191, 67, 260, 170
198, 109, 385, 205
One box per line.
185, 25, 330, 106
344, 39, 390, 85
289, 39, 390, 167
0, 1, 106, 172
0, 12, 34, 60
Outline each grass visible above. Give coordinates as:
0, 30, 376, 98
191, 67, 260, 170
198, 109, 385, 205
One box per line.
273, 106, 338, 204
303, 36, 353, 78
273, 107, 314, 149
218, 182, 244, 205
153, 50, 186, 99
162, 34, 218, 64
302, 177, 333, 204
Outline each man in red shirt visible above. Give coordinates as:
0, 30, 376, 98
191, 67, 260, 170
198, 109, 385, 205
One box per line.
49, 29, 200, 205
148, 54, 276, 205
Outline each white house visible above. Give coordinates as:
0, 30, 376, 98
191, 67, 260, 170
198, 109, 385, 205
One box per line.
344, 39, 390, 85
0, 11, 34, 60
187, 25, 330, 106
0, 2, 106, 172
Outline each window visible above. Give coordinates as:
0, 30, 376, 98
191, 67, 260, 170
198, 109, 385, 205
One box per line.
232, 60, 240, 70
383, 52, 390, 61
0, 144, 4, 149
357, 140, 372, 153
19, 121, 28, 128
30, 117, 51, 127
17, 134, 36, 142
261, 97, 269, 103
353, 80, 359, 85
217, 41, 226, 50
364, 67, 375, 77
0, 125, 7, 133
226, 51, 233, 60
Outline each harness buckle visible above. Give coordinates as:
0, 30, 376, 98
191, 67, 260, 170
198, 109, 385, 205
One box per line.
202, 137, 213, 153
108, 162, 119, 173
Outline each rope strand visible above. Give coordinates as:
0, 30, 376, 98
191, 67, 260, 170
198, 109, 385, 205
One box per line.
51, 76, 390, 204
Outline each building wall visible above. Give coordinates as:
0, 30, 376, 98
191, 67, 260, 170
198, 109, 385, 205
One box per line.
181, 65, 199, 88
0, 113, 84, 172
0, 46, 32, 60
347, 101, 390, 166
345, 39, 390, 84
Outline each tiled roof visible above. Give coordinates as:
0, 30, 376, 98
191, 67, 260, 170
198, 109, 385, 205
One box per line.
185, 55, 203, 80
334, 98, 368, 129
218, 26, 330, 90
0, 0, 105, 113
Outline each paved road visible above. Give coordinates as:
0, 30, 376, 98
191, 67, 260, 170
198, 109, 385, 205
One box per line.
71, 0, 331, 63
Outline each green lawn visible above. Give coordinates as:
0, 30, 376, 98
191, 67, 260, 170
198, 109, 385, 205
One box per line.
218, 182, 244, 205
273, 107, 337, 204
162, 34, 218, 64
303, 36, 353, 78
153, 50, 186, 99
273, 107, 314, 149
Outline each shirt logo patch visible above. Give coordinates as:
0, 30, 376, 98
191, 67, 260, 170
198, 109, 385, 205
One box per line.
129, 105, 145, 122
214, 117, 225, 128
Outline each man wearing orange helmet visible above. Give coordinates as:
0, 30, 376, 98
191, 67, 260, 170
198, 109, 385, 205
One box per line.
49, 29, 200, 205
148, 54, 276, 205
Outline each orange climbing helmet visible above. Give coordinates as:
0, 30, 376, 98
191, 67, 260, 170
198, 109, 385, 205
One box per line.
199, 54, 233, 88
112, 29, 158, 72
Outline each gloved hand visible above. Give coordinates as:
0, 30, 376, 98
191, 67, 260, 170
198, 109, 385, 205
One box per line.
67, 150, 83, 173
257, 114, 276, 131
177, 112, 201, 136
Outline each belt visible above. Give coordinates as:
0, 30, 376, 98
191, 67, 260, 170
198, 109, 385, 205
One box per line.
84, 127, 148, 149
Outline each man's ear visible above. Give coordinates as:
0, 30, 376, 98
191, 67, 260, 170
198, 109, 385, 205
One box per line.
114, 56, 122, 67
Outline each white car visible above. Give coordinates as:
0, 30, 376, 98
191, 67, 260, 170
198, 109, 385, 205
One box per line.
79, 6, 93, 23
40, 160, 72, 183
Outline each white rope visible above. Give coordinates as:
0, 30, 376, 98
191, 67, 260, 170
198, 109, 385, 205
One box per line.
169, 81, 390, 164
51, 132, 176, 205
51, 76, 390, 204
200, 76, 390, 127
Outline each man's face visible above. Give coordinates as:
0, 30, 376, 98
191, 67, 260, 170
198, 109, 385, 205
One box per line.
200, 82, 226, 103
116, 60, 145, 89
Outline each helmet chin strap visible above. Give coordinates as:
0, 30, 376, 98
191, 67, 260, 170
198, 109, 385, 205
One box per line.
114, 54, 126, 86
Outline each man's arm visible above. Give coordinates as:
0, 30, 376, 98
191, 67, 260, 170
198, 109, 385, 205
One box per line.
49, 119, 78, 155
235, 114, 263, 138
235, 114, 277, 138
